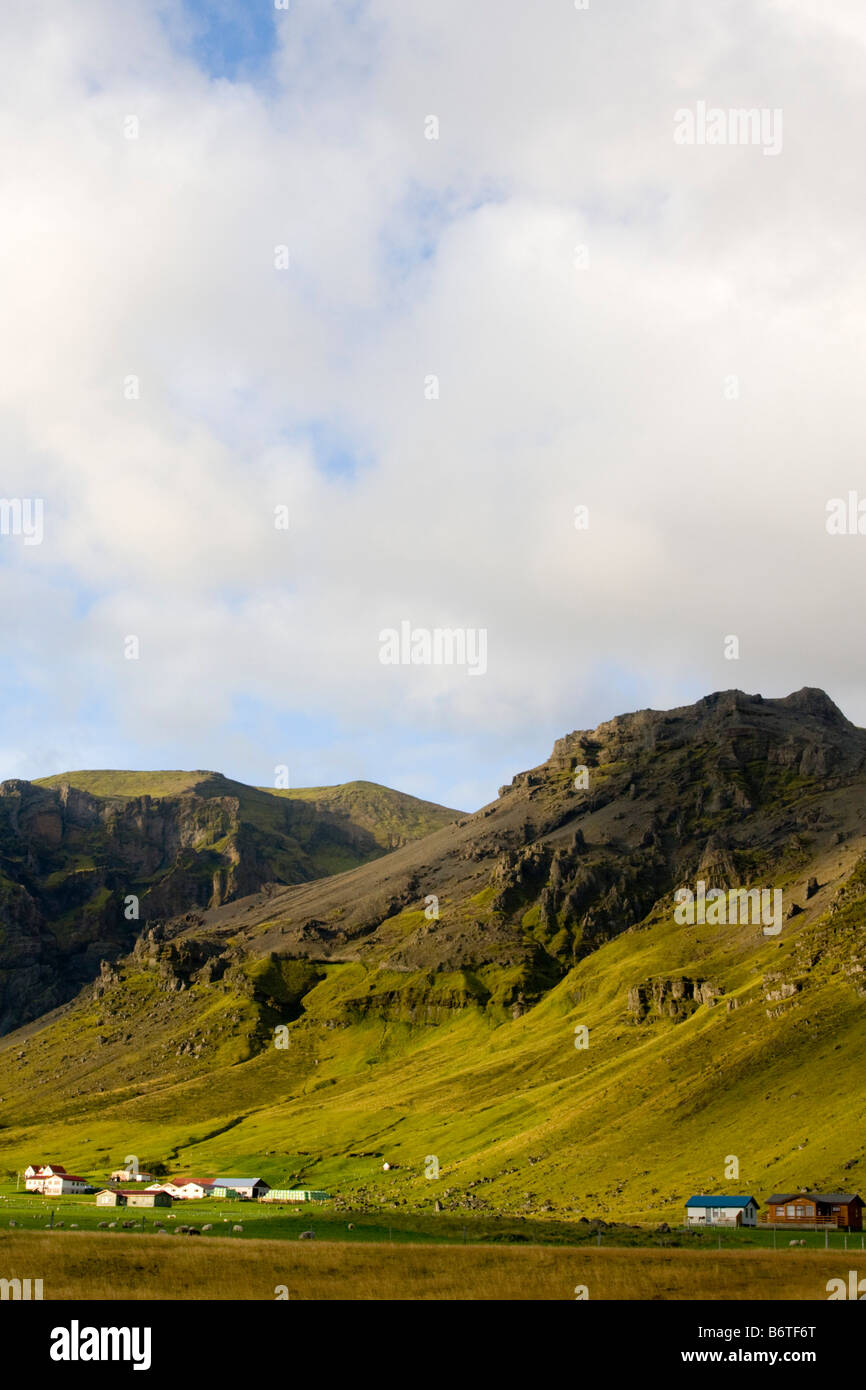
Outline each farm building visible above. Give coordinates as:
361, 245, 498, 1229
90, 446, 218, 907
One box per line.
261, 1189, 331, 1203
25, 1165, 90, 1195
95, 1189, 172, 1208
125, 1189, 172, 1208
212, 1177, 270, 1200
110, 1167, 153, 1183
764, 1193, 863, 1231
150, 1180, 213, 1200
25, 1163, 61, 1192
685, 1196, 759, 1227
42, 1172, 91, 1196
96, 1189, 123, 1207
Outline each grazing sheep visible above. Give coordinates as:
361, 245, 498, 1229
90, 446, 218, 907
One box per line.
8, 1220, 15, 1228
299, 1230, 315, 1240
108, 1222, 117, 1229
187, 1227, 201, 1235
97, 1221, 108, 1229
70, 1224, 79, 1229
789, 1239, 799, 1247
347, 1223, 354, 1231
55, 1221, 64, 1229
202, 1224, 212, 1232
232, 1224, 243, 1233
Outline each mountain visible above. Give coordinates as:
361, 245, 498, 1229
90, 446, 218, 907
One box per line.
0, 772, 461, 1033
2, 688, 866, 1225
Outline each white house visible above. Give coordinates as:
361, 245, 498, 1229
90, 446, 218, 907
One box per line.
24, 1164, 89, 1195
110, 1167, 153, 1184
685, 1195, 759, 1227
172, 1181, 212, 1200
149, 1180, 211, 1199
25, 1164, 55, 1192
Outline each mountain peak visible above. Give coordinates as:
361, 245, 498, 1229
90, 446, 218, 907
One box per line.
550, 687, 858, 768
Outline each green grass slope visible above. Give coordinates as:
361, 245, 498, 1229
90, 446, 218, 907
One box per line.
1, 844, 864, 1225
264, 780, 462, 850
6, 691, 866, 1226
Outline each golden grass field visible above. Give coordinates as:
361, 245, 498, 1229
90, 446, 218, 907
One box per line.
1, 1231, 863, 1300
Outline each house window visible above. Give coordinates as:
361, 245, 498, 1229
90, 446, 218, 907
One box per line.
786, 1205, 795, 1217
796, 1207, 805, 1217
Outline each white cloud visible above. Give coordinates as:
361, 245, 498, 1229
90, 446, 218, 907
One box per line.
0, 0, 864, 806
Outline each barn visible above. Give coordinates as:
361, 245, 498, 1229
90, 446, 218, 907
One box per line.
96, 1189, 125, 1207
95, 1189, 172, 1208
685, 1195, 760, 1227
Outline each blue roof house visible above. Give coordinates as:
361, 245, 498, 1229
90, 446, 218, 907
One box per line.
685, 1195, 760, 1227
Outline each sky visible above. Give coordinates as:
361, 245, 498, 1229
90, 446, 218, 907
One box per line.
1, 0, 866, 811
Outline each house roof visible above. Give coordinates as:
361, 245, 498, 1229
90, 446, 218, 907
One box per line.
213, 1177, 266, 1186
50, 1173, 87, 1183
686, 1195, 759, 1207
768, 1192, 861, 1205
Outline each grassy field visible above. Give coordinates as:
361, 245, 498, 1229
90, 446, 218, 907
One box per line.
3, 1190, 866, 1256
1, 1229, 862, 1299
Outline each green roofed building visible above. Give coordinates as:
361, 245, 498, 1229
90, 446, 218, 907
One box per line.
261, 1189, 331, 1203
212, 1177, 270, 1200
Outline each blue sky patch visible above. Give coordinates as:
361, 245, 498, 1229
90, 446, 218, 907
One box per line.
175, 0, 280, 81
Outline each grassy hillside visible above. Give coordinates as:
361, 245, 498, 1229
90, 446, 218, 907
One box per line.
4, 690, 865, 1227
264, 780, 462, 850
1, 843, 865, 1223
36, 771, 461, 839
34, 770, 210, 799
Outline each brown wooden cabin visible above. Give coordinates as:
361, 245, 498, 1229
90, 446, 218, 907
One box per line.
764, 1192, 863, 1231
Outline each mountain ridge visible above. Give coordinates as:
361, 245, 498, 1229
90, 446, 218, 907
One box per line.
0, 773, 461, 1033
2, 686, 865, 1224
